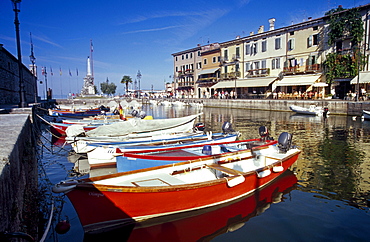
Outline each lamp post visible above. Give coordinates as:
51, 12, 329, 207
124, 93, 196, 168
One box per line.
137, 70, 142, 98
12, 0, 27, 107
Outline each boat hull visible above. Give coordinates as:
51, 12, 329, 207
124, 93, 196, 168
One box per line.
64, 150, 300, 232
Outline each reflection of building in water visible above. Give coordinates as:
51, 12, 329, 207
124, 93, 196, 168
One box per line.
81, 56, 95, 95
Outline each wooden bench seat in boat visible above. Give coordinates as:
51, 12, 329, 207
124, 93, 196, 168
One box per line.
206, 163, 243, 176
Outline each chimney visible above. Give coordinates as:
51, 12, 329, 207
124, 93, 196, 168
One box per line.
258, 25, 264, 33
250, 31, 254, 36
269, 18, 275, 30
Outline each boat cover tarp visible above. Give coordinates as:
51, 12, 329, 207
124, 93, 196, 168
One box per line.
67, 113, 201, 137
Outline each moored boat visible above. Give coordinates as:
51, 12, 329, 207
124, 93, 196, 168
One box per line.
53, 132, 301, 233
83, 169, 297, 238
362, 110, 370, 120
289, 104, 329, 116
87, 132, 240, 168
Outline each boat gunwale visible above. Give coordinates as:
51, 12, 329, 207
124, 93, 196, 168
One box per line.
73, 149, 301, 193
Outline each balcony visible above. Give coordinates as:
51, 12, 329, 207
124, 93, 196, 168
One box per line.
246, 68, 270, 78
283, 64, 321, 75
220, 71, 241, 79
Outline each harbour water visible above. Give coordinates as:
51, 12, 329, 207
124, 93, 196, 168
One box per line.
40, 104, 370, 241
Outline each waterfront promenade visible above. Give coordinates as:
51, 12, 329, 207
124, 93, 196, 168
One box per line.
56, 97, 370, 116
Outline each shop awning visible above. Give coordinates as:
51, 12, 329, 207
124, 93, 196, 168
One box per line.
350, 72, 370, 84
198, 68, 220, 76
212, 77, 276, 89
276, 74, 321, 86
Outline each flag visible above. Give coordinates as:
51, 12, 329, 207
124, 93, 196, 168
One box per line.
76, 68, 79, 76
41, 67, 45, 76
69, 69, 72, 76
59, 67, 62, 76
50, 67, 53, 76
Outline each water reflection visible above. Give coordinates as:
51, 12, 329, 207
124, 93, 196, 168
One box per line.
141, 105, 370, 210
83, 170, 297, 242
45, 104, 370, 241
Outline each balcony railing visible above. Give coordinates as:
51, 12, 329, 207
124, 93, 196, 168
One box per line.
220, 71, 241, 79
283, 64, 321, 74
246, 68, 270, 77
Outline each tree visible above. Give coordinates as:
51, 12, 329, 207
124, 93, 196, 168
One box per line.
100, 79, 117, 95
324, 6, 365, 85
121, 75, 132, 94
326, 6, 364, 47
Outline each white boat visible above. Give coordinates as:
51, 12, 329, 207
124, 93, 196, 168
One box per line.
87, 132, 239, 168
66, 114, 204, 153
289, 105, 329, 116
362, 110, 370, 120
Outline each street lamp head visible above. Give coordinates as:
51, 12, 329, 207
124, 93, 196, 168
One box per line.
11, 0, 21, 11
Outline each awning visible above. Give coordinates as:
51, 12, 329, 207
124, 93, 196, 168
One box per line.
350, 72, 370, 84
276, 74, 321, 86
198, 68, 220, 75
212, 77, 277, 89
312, 82, 328, 87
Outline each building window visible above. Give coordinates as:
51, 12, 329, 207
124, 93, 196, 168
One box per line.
290, 31, 295, 36
308, 34, 319, 47
204, 58, 207, 65
186, 54, 188, 59
245, 62, 250, 71
275, 37, 281, 50
212, 57, 217, 63
252, 43, 258, 55
182, 55, 184, 60
190, 53, 193, 58
288, 38, 295, 51
272, 58, 280, 69
262, 40, 267, 52
245, 44, 250, 55
198, 51, 201, 56
236, 46, 240, 58
197, 62, 202, 69
313, 26, 318, 31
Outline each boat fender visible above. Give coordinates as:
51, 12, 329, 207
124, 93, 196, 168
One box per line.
226, 175, 245, 187
257, 169, 271, 178
52, 179, 79, 193
273, 165, 284, 173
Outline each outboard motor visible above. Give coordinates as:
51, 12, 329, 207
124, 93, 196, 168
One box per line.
194, 122, 205, 132
259, 126, 269, 141
131, 109, 139, 117
323, 107, 329, 118
138, 111, 146, 119
202, 145, 212, 155
277, 132, 293, 153
222, 121, 235, 134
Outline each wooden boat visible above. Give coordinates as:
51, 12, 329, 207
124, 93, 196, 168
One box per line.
87, 132, 239, 168
83, 169, 297, 237
66, 114, 203, 153
50, 122, 99, 137
48, 107, 103, 118
289, 105, 329, 116
115, 136, 268, 172
53, 132, 300, 233
362, 110, 370, 120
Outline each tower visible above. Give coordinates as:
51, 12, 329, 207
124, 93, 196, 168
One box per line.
81, 56, 95, 95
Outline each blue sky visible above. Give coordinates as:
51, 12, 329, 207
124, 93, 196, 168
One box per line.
0, 0, 367, 98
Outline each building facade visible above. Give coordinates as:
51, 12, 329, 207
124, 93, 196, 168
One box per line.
172, 4, 370, 99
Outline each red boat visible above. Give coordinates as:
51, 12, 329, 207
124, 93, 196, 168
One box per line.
50, 122, 98, 137
83, 170, 297, 240
53, 132, 301, 233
